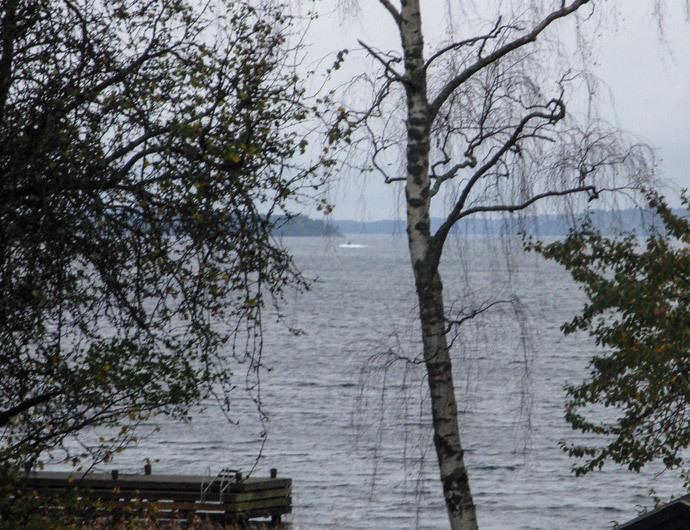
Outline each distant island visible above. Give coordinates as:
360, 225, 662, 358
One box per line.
271, 214, 341, 237
276, 208, 687, 236
332, 209, 671, 236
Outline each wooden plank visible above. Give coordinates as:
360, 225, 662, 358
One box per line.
29, 497, 291, 518
202, 486, 291, 503
104, 496, 291, 513
30, 485, 291, 504
163, 496, 291, 513
225, 477, 292, 492
24, 472, 290, 493
20, 500, 291, 524
87, 496, 289, 512
25, 473, 207, 492
220, 496, 292, 513
226, 503, 293, 520
25, 488, 291, 509
190, 504, 292, 524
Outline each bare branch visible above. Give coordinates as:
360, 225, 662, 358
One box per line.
456, 185, 598, 220
359, 39, 405, 82
377, 0, 401, 27
347, 71, 394, 127
429, 0, 592, 118
433, 99, 566, 249
424, 17, 513, 71
429, 158, 477, 198
444, 298, 517, 334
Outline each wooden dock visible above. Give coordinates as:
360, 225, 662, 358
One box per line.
16, 467, 291, 525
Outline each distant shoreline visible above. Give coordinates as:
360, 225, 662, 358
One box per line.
310, 207, 682, 236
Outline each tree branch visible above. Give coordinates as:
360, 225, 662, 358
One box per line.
429, 0, 591, 118
429, 158, 477, 197
445, 298, 517, 334
455, 185, 598, 220
377, 0, 401, 27
358, 39, 405, 82
106, 126, 167, 164
424, 16, 510, 71
0, 390, 60, 427
433, 99, 566, 250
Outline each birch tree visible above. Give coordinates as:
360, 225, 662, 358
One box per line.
342, 1, 652, 528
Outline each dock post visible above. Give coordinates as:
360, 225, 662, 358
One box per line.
270, 468, 281, 525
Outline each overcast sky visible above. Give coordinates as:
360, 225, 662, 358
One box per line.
299, 1, 690, 221
596, 2, 690, 203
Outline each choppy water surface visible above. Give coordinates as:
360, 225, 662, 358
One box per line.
89, 235, 684, 529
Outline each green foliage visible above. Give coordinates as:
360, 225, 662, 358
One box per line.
527, 193, 690, 476
0, 0, 333, 469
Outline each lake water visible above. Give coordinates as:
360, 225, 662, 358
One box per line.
77, 234, 685, 529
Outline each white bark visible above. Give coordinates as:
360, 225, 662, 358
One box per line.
363, 1, 636, 528
400, 1, 478, 528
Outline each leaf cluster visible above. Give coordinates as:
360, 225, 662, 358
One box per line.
528, 193, 690, 476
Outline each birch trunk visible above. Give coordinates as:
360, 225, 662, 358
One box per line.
400, 1, 478, 528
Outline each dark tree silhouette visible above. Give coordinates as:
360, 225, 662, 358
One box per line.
0, 0, 332, 469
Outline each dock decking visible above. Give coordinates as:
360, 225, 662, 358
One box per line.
14, 468, 291, 525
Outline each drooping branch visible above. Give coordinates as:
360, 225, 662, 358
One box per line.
454, 185, 598, 220
444, 298, 517, 334
424, 16, 516, 72
356, 82, 406, 185
433, 99, 566, 252
429, 0, 592, 119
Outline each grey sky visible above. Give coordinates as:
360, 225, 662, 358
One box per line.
300, 1, 690, 221
595, 3, 690, 202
